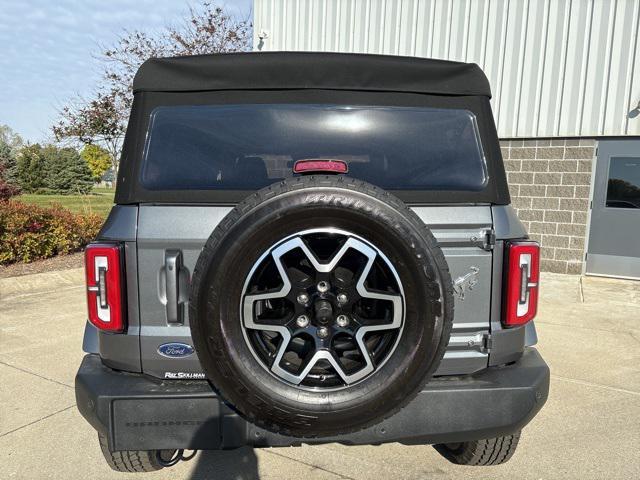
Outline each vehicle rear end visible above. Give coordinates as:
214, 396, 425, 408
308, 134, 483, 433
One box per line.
75, 52, 549, 472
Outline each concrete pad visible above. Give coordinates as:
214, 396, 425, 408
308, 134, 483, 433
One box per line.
0, 283, 86, 387
0, 363, 74, 436
536, 322, 640, 393
534, 273, 640, 393
0, 288, 85, 346
1, 267, 639, 479
0, 338, 84, 388
2, 408, 174, 480
0, 268, 84, 300
537, 273, 640, 336
581, 275, 640, 307
0, 408, 342, 480
271, 378, 640, 480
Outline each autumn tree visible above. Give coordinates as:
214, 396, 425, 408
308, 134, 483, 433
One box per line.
53, 2, 251, 178
81, 144, 112, 181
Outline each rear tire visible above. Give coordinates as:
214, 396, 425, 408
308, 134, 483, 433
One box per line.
98, 433, 175, 473
434, 432, 521, 466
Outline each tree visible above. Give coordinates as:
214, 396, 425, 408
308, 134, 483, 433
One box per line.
0, 144, 21, 199
0, 124, 24, 151
15, 144, 94, 194
53, 90, 125, 178
43, 146, 94, 194
15, 144, 47, 193
81, 144, 112, 181
53, 2, 252, 177
0, 124, 23, 194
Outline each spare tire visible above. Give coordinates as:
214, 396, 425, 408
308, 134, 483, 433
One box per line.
189, 175, 453, 437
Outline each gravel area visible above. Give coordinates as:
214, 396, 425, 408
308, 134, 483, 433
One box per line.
0, 253, 84, 279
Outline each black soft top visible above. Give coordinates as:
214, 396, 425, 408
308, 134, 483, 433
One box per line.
117, 52, 509, 205
133, 51, 491, 97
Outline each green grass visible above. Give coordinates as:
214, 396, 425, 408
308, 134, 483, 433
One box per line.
17, 187, 115, 218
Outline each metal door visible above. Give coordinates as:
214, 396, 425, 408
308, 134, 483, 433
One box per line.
586, 140, 640, 279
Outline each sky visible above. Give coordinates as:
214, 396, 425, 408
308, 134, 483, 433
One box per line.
0, 0, 253, 143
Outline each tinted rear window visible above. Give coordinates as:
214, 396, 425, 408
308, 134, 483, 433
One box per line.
141, 104, 488, 191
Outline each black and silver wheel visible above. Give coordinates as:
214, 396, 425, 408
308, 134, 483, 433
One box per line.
242, 228, 405, 389
190, 176, 454, 437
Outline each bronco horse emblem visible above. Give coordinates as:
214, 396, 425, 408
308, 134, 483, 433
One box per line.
453, 266, 480, 301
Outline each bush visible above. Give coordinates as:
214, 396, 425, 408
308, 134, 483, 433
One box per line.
0, 180, 20, 200
0, 200, 103, 265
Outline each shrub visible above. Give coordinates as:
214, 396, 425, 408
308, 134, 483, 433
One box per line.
0, 200, 103, 265
0, 180, 21, 200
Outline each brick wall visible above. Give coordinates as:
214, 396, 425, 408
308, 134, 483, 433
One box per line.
500, 139, 596, 274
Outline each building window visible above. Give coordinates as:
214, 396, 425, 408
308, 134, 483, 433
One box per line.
606, 157, 640, 209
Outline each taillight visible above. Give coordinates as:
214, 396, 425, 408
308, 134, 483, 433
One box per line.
503, 241, 540, 327
85, 243, 125, 332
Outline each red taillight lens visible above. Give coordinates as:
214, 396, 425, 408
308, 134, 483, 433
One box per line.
293, 159, 348, 174
85, 243, 125, 332
503, 241, 540, 327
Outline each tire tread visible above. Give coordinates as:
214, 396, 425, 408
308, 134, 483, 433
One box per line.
98, 434, 165, 473
434, 431, 521, 466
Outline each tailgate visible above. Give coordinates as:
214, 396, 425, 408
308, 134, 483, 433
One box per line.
135, 205, 493, 378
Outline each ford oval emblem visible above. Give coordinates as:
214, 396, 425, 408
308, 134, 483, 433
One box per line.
157, 343, 194, 358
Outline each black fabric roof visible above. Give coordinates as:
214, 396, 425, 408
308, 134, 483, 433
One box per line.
133, 52, 491, 97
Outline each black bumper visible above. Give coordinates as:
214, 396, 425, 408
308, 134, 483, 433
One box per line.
75, 348, 549, 452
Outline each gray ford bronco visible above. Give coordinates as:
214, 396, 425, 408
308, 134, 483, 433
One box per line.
75, 52, 549, 472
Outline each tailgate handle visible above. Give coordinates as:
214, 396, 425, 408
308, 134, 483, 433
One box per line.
163, 250, 186, 324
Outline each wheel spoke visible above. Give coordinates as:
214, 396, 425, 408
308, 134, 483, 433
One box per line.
242, 240, 298, 331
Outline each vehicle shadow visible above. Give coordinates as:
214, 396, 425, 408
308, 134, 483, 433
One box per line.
188, 447, 260, 480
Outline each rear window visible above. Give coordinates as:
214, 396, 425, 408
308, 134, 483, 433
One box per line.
141, 104, 488, 191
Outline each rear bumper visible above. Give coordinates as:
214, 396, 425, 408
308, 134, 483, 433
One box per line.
75, 348, 549, 452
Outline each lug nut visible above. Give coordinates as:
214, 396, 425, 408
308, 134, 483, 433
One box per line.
336, 315, 350, 328
317, 326, 329, 338
316, 281, 330, 293
337, 293, 348, 304
296, 315, 310, 328
296, 293, 309, 305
